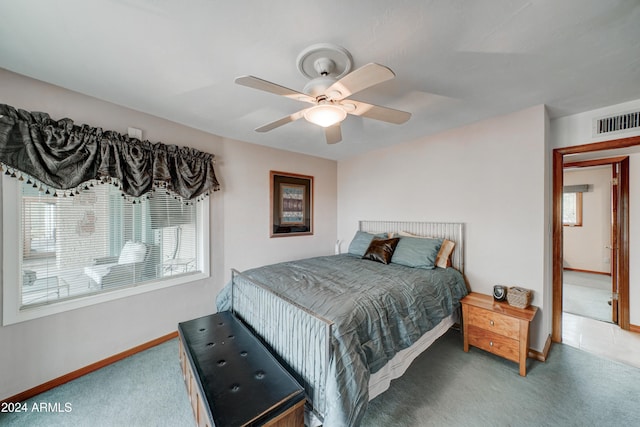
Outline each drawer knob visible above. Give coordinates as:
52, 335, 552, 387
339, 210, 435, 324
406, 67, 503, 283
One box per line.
489, 341, 494, 347
490, 320, 495, 326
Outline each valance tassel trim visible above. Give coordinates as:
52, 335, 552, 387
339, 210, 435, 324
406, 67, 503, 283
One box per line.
1, 161, 211, 205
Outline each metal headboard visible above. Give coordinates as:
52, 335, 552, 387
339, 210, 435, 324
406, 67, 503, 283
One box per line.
358, 220, 465, 273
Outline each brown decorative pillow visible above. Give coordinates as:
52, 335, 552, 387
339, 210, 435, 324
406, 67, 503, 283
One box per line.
362, 237, 400, 264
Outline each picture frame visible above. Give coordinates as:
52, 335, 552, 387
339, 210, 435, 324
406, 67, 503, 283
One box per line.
270, 171, 313, 237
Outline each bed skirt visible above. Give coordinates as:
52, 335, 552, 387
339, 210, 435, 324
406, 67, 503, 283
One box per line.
368, 311, 457, 399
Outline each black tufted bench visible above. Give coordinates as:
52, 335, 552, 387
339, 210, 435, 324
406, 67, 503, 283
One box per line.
178, 311, 305, 427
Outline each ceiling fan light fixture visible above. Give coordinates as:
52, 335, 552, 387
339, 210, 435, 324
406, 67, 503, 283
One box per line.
304, 104, 347, 128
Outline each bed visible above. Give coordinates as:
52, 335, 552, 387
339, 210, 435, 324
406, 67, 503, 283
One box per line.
216, 221, 468, 426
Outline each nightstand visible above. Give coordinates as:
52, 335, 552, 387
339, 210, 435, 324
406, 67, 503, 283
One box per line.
461, 292, 538, 376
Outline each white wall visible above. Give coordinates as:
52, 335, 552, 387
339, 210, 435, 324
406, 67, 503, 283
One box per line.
563, 166, 612, 273
551, 99, 640, 147
551, 98, 640, 327
0, 68, 337, 400
338, 105, 550, 351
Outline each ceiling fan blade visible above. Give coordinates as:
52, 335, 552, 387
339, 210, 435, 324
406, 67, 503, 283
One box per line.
325, 63, 395, 100
235, 75, 315, 103
325, 124, 342, 144
255, 109, 306, 132
344, 99, 411, 124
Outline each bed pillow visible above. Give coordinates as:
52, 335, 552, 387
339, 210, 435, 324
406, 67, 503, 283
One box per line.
398, 231, 456, 269
362, 237, 400, 264
436, 239, 456, 268
391, 235, 442, 269
348, 231, 387, 256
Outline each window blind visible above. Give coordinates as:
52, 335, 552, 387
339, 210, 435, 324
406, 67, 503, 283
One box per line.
20, 181, 200, 307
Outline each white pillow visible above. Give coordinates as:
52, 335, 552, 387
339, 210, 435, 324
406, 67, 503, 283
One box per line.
118, 241, 147, 264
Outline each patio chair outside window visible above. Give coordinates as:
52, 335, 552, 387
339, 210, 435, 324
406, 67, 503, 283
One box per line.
84, 241, 149, 289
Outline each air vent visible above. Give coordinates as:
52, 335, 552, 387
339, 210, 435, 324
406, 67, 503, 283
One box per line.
593, 110, 640, 137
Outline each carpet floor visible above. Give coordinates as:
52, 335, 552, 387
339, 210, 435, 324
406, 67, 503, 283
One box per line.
1, 330, 639, 427
563, 270, 612, 323
563, 283, 612, 323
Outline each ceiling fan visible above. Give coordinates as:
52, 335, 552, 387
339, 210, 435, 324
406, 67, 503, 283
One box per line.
235, 43, 411, 144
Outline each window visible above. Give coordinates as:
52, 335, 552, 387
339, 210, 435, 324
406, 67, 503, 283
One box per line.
563, 192, 583, 226
3, 176, 209, 325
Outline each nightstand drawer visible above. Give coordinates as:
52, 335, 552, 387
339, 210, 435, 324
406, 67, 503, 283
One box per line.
466, 305, 520, 339
467, 324, 519, 363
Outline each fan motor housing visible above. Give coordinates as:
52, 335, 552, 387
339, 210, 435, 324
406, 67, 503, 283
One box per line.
303, 76, 337, 97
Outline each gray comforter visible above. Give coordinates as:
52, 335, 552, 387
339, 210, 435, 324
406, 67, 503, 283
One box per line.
216, 254, 468, 426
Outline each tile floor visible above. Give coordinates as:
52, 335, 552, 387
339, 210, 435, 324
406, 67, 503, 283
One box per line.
562, 312, 640, 369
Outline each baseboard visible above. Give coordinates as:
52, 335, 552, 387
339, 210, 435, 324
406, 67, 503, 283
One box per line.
1, 331, 178, 404
528, 334, 552, 362
630, 324, 640, 334
563, 267, 611, 276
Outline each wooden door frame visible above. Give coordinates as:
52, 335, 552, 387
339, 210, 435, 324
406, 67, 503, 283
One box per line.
552, 135, 638, 342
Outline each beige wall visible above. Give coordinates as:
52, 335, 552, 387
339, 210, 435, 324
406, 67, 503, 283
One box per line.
563, 166, 612, 273
338, 105, 550, 351
0, 68, 337, 400
219, 139, 337, 277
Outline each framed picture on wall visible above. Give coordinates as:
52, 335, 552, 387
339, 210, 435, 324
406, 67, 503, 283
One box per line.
270, 171, 313, 237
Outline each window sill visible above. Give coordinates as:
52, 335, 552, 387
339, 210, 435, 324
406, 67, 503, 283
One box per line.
3, 272, 209, 326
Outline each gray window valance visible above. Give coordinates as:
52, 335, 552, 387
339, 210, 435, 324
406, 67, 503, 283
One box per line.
0, 103, 220, 202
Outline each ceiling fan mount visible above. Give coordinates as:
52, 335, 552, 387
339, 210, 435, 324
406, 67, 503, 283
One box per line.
296, 43, 353, 79
235, 43, 411, 144
298, 44, 354, 97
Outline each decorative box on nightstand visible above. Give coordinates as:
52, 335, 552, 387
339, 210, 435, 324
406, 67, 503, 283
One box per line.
461, 292, 538, 376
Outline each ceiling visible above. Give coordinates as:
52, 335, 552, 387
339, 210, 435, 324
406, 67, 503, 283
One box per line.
1, 1, 639, 161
